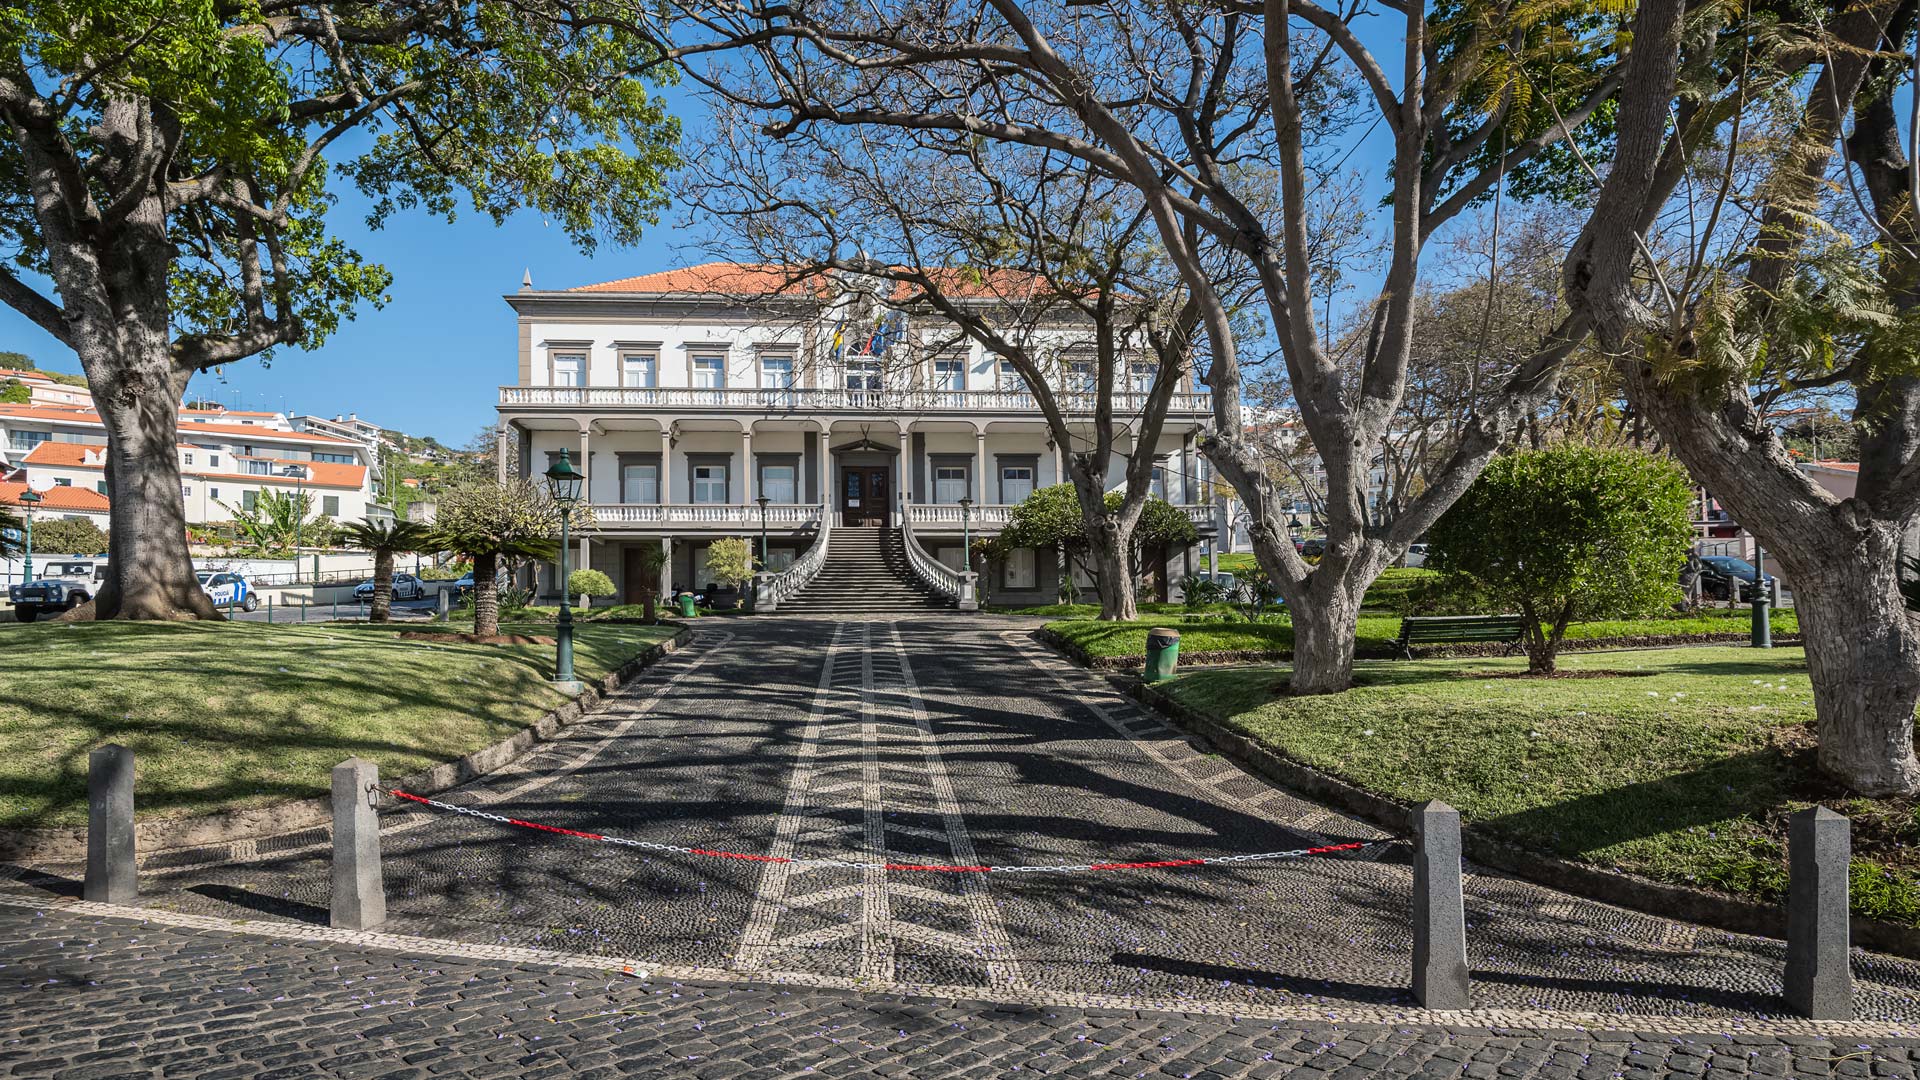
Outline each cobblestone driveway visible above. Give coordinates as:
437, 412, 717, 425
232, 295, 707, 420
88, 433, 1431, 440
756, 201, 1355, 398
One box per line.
5, 615, 1920, 1077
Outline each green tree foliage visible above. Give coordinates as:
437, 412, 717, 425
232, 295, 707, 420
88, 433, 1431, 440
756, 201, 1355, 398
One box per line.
1427, 447, 1696, 674
218, 491, 334, 556
0, 0, 678, 619
568, 568, 615, 608
704, 538, 756, 590
0, 381, 28, 404
430, 480, 560, 636
996, 484, 1199, 563
338, 519, 432, 623
29, 517, 107, 555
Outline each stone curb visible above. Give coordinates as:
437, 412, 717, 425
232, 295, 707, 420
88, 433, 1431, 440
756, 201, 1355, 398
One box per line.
1119, 674, 1920, 964
0, 622, 693, 866
1040, 625, 1806, 671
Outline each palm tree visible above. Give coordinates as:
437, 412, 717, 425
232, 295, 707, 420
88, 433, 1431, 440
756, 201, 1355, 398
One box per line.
429, 479, 561, 636
633, 544, 668, 623
338, 519, 433, 623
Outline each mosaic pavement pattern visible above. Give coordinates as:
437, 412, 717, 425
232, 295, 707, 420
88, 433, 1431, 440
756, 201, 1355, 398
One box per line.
5, 615, 1920, 1073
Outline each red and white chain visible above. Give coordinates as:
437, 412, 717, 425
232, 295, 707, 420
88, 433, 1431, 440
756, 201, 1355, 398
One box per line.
388, 789, 1392, 875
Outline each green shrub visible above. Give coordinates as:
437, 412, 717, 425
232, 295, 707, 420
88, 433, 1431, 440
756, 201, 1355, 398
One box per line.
29, 517, 107, 555
569, 568, 616, 606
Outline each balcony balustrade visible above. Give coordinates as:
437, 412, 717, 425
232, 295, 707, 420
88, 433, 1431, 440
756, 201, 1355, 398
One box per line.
501, 385, 1213, 416
580, 500, 1214, 533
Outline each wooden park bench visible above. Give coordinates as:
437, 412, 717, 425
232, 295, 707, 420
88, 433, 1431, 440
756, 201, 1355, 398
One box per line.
1393, 614, 1529, 659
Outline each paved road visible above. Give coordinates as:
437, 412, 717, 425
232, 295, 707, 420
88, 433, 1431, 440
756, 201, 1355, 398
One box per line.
4, 614, 1920, 1077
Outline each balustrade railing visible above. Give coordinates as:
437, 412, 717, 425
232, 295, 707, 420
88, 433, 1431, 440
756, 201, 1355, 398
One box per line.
755, 517, 833, 612
589, 503, 824, 528
900, 505, 976, 610
502, 385, 1213, 415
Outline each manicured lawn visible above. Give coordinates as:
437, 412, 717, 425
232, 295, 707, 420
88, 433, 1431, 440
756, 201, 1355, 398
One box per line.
993, 567, 1445, 616
1156, 647, 1919, 926
0, 620, 677, 826
1046, 607, 1801, 660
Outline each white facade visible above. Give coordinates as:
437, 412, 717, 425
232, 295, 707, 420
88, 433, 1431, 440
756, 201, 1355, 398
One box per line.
0, 404, 377, 526
498, 263, 1218, 604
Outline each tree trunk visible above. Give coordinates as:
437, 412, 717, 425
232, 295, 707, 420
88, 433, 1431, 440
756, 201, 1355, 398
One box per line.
370, 550, 394, 623
1793, 528, 1920, 796
472, 552, 501, 637
1286, 579, 1364, 695
1089, 522, 1138, 621
87, 343, 218, 621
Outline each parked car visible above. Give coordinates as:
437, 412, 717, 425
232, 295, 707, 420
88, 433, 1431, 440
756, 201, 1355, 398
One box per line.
1697, 556, 1776, 602
453, 571, 506, 600
1403, 543, 1429, 568
354, 572, 425, 602
10, 559, 106, 621
197, 570, 260, 612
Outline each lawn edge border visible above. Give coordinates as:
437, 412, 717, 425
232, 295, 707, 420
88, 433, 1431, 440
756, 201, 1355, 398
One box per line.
1121, 673, 1920, 963
1038, 625, 1805, 670
0, 622, 694, 865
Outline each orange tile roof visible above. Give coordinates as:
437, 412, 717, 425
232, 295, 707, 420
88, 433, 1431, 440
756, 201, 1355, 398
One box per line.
0, 404, 358, 444
569, 261, 1056, 302
0, 480, 109, 512
23, 442, 366, 489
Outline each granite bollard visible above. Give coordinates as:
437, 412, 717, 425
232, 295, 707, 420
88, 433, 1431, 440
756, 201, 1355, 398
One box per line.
1784, 805, 1851, 1019
84, 744, 136, 904
1412, 800, 1470, 1009
330, 758, 386, 930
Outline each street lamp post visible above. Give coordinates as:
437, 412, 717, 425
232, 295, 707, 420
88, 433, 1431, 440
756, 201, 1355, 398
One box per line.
18, 490, 40, 583
281, 464, 309, 580
757, 495, 771, 567
544, 449, 585, 687
1750, 539, 1772, 649
958, 497, 973, 567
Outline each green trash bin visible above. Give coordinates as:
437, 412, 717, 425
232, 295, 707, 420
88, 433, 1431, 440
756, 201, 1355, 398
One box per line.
677, 592, 698, 618
1144, 627, 1181, 683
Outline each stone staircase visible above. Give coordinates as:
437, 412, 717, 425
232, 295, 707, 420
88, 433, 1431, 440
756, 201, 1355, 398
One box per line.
776, 527, 949, 614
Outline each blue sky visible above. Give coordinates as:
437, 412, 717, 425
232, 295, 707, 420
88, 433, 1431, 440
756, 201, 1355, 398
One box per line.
0, 33, 1413, 449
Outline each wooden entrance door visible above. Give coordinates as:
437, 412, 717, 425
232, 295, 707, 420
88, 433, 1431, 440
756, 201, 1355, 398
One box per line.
840, 466, 891, 527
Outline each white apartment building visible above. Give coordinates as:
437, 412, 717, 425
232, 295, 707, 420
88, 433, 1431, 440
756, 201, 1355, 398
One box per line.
498, 263, 1218, 608
0, 367, 93, 409
0, 403, 377, 526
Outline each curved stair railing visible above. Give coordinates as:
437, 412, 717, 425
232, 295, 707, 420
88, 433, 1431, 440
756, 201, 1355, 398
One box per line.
900, 501, 978, 611
753, 507, 832, 613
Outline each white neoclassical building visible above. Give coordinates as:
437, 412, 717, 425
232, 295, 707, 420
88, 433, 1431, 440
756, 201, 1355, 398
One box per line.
497, 263, 1217, 610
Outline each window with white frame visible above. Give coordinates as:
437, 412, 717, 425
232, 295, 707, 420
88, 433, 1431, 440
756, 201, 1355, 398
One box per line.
996, 361, 1029, 393
183, 451, 195, 466
691, 355, 726, 388
1003, 546, 1037, 590
691, 463, 728, 503
845, 357, 883, 391
552, 353, 584, 387
622, 354, 657, 388
323, 495, 340, 517
1128, 362, 1156, 393
761, 355, 795, 388
1068, 360, 1096, 392
621, 462, 659, 503
1152, 461, 1168, 500
933, 464, 969, 504
999, 463, 1035, 504
7, 430, 47, 452
932, 358, 964, 391
247, 460, 272, 476
760, 463, 797, 503
208, 453, 220, 469
50, 477, 68, 487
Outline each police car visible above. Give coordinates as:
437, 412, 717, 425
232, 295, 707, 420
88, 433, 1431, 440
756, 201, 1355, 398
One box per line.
9, 559, 106, 622
196, 569, 261, 612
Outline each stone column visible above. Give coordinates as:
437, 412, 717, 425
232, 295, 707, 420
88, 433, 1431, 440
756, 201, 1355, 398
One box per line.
1785, 806, 1851, 1019
974, 429, 989, 505
660, 427, 675, 506
577, 427, 592, 504
1181, 431, 1197, 504
742, 428, 755, 505
1053, 438, 1067, 487
1412, 800, 1470, 1009
818, 425, 832, 514
495, 426, 510, 483
897, 423, 912, 504
85, 744, 136, 904
330, 758, 386, 931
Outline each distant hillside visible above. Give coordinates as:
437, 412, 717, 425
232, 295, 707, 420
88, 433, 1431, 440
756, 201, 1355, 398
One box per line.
0, 351, 89, 388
